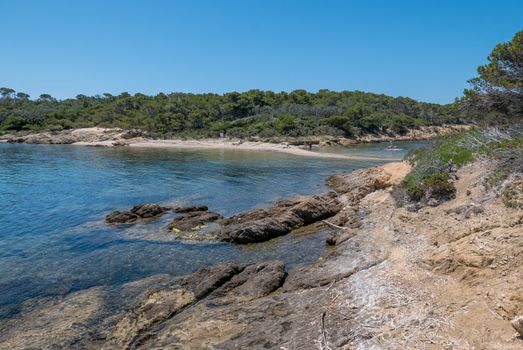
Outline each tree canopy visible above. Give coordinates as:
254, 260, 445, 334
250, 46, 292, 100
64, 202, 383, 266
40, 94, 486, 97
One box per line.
464, 30, 523, 121
0, 88, 469, 138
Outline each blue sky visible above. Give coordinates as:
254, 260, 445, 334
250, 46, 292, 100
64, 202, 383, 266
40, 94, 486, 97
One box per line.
1, 0, 521, 103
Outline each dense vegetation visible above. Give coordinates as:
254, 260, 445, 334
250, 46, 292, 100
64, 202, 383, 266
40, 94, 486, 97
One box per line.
405, 30, 523, 205
405, 128, 522, 203
0, 88, 468, 138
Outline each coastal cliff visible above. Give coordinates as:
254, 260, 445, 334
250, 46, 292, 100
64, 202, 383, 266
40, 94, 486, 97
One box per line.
1, 156, 521, 349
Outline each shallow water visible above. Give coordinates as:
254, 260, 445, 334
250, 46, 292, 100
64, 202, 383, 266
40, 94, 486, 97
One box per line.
0, 141, 428, 317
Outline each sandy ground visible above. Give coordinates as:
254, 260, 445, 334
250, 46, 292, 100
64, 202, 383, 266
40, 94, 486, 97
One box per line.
125, 139, 400, 161
1, 127, 414, 161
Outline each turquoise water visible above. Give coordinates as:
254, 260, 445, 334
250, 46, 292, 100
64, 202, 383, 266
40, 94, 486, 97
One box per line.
0, 142, 427, 317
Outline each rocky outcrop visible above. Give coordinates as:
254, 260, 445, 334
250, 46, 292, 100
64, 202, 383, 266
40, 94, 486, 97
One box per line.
3, 127, 145, 145
316, 124, 473, 146
110, 261, 286, 348
218, 192, 342, 243
105, 204, 169, 224
130, 203, 169, 218
167, 211, 222, 231
327, 166, 392, 203
3, 160, 522, 349
105, 211, 139, 224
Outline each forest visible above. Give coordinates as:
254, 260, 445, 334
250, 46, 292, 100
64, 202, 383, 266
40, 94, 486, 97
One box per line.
0, 88, 471, 139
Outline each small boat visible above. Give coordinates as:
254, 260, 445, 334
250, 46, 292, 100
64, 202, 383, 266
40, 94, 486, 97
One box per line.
385, 141, 403, 151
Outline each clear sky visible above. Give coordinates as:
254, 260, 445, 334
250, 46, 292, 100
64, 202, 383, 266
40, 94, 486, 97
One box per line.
1, 0, 522, 104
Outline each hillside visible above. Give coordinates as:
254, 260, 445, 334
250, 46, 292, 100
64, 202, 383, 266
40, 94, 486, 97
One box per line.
0, 89, 470, 139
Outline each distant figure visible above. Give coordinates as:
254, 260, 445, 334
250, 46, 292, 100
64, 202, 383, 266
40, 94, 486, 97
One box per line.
387, 140, 394, 149
386, 140, 402, 151
308, 143, 312, 150
219, 132, 224, 139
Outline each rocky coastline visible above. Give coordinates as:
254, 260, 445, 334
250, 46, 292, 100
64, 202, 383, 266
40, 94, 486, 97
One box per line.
0, 159, 521, 349
0, 124, 471, 148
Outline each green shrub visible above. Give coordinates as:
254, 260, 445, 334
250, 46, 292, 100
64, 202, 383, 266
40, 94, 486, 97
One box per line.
405, 127, 522, 203
423, 173, 456, 198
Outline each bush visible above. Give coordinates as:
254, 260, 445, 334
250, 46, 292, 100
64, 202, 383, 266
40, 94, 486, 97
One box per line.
404, 127, 522, 203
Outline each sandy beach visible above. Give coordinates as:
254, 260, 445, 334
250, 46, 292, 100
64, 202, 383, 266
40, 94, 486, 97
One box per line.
1, 127, 406, 161
126, 139, 400, 161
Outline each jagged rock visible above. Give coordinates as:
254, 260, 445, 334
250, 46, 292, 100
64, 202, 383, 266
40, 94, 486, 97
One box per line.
105, 204, 168, 225
105, 211, 139, 224
110, 261, 287, 348
218, 192, 341, 244
210, 261, 286, 299
167, 211, 223, 232
174, 205, 209, 213
327, 166, 392, 203
130, 203, 169, 218
326, 207, 362, 228
179, 262, 244, 299
111, 287, 196, 348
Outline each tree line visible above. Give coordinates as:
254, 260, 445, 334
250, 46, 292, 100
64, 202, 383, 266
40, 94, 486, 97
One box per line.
0, 88, 470, 138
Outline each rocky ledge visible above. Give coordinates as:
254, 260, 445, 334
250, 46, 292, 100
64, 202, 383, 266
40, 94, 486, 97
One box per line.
1, 160, 521, 349
2, 127, 145, 145
106, 193, 343, 244
218, 192, 341, 243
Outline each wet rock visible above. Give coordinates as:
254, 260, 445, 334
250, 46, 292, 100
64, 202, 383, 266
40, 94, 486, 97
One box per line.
105, 203, 168, 225
219, 192, 341, 244
174, 205, 209, 213
167, 211, 223, 232
130, 203, 169, 218
105, 211, 139, 224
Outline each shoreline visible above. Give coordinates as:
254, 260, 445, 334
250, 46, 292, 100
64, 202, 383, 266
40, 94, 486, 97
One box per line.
124, 139, 401, 161
0, 125, 470, 161
1, 159, 521, 348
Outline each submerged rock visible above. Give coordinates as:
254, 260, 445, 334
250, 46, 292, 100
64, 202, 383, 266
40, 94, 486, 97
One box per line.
130, 203, 169, 218
174, 205, 209, 213
218, 192, 341, 244
105, 211, 139, 224
105, 203, 169, 224
167, 211, 223, 232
